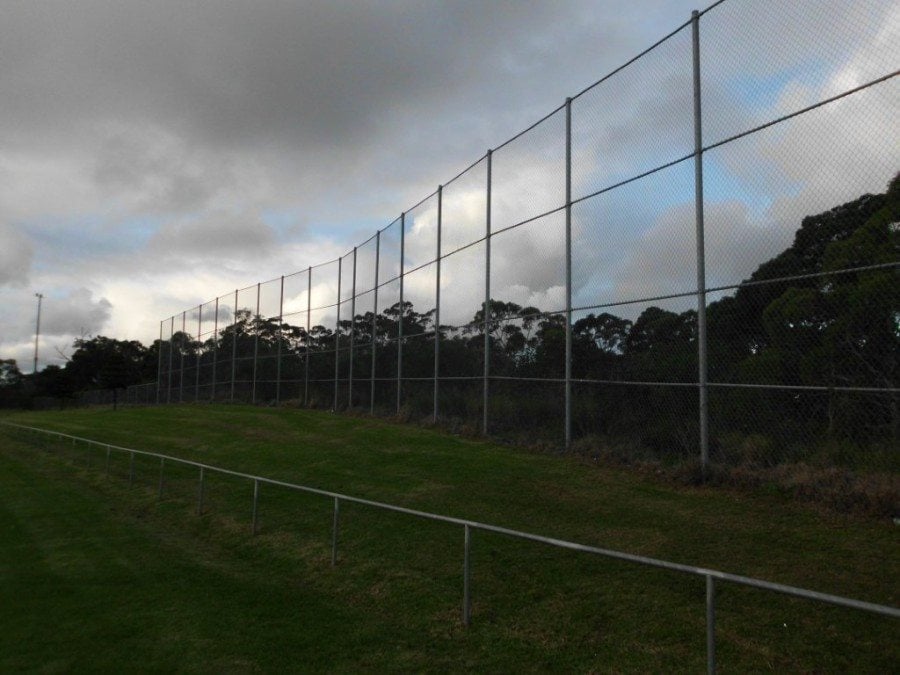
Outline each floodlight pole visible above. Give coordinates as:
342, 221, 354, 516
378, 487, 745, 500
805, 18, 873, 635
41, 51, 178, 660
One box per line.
33, 293, 43, 374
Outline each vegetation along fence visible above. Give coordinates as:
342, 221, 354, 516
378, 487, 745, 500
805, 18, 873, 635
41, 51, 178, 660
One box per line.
155, 0, 899, 473
5, 422, 898, 674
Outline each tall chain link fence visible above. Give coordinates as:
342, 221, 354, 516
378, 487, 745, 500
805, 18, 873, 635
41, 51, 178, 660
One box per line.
148, 0, 899, 479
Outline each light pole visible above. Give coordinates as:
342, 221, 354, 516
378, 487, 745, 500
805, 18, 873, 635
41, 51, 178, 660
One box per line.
33, 293, 43, 374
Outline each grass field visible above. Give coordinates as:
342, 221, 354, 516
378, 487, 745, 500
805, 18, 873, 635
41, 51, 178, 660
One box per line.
1, 404, 897, 672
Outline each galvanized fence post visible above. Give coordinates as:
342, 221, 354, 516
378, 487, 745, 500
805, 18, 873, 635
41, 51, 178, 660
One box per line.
349, 248, 357, 408
156, 320, 163, 404
251, 478, 259, 535
305, 267, 312, 405
692, 9, 710, 473
277, 275, 284, 404
331, 496, 340, 567
197, 466, 205, 516
397, 213, 405, 414
180, 311, 186, 402
483, 149, 492, 435
334, 257, 342, 411
371, 231, 381, 414
212, 296, 219, 401
252, 282, 260, 404
196, 303, 202, 401
231, 289, 238, 402
463, 524, 471, 626
167, 317, 174, 404
434, 185, 442, 421
706, 574, 717, 674
565, 97, 573, 449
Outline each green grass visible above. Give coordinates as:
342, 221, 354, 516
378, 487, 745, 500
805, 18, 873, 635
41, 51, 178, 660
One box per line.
1, 404, 897, 672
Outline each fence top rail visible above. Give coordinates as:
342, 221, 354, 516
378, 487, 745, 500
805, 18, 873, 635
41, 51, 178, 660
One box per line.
4, 420, 898, 620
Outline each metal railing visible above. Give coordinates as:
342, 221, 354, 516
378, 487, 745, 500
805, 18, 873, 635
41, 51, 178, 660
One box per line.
4, 420, 897, 673
152, 0, 899, 474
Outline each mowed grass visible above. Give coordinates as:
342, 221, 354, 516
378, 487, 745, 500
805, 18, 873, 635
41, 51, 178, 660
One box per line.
1, 404, 897, 672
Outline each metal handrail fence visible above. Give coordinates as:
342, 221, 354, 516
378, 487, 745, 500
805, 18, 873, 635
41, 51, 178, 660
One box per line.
4, 421, 898, 673
152, 0, 899, 472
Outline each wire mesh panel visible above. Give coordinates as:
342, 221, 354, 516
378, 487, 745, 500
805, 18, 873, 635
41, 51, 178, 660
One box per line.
196, 299, 217, 400
699, 0, 898, 148
442, 158, 487, 256
572, 161, 697, 312
232, 285, 257, 402
211, 296, 232, 400
571, 22, 693, 201
492, 109, 566, 235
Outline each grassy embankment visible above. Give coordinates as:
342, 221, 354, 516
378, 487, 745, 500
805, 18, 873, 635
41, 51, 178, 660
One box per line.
1, 405, 896, 672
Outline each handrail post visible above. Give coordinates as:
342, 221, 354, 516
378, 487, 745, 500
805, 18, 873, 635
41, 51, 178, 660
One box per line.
331, 496, 340, 567
197, 466, 205, 516
158, 457, 165, 499
251, 478, 260, 535
463, 524, 471, 626
706, 574, 716, 674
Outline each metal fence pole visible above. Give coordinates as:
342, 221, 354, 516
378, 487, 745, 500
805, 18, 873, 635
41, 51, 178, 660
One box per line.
434, 185, 442, 421
167, 317, 174, 404
251, 478, 259, 535
483, 150, 492, 435
371, 231, 380, 414
305, 267, 311, 405
156, 320, 163, 404
331, 496, 340, 567
706, 574, 716, 674
565, 97, 573, 449
692, 10, 710, 473
158, 457, 165, 499
349, 248, 357, 408
197, 466, 205, 515
276, 275, 284, 404
180, 311, 185, 402
463, 524, 471, 626
195, 303, 202, 401
252, 282, 260, 404
397, 213, 405, 415
212, 297, 219, 401
231, 289, 238, 402
334, 256, 342, 411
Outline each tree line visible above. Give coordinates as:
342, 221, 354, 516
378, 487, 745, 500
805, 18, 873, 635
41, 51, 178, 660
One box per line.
3, 175, 896, 468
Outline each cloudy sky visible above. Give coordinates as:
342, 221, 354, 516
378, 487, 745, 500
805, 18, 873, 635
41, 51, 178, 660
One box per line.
2, 0, 897, 370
